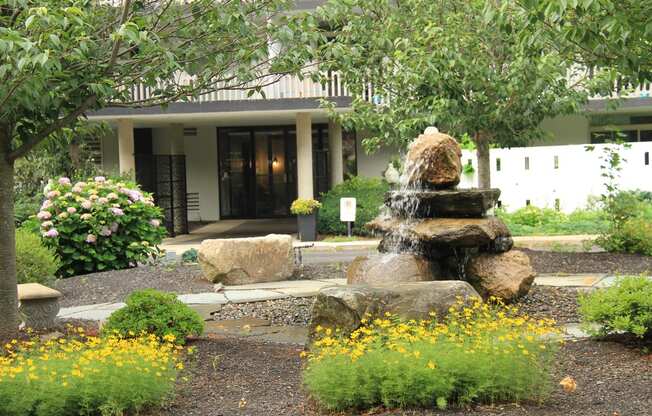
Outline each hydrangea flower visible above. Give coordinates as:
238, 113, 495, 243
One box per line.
80, 213, 92, 221
110, 222, 119, 232
150, 219, 161, 227
94, 176, 106, 183
81, 200, 92, 210
86, 234, 97, 243
58, 177, 71, 186
98, 197, 109, 204
99, 227, 112, 237
72, 185, 83, 193
41, 200, 52, 210
43, 229, 59, 238
58, 212, 69, 219
41, 221, 54, 228
67, 207, 77, 214
107, 192, 119, 200
110, 207, 124, 216
47, 190, 61, 199
37, 211, 52, 220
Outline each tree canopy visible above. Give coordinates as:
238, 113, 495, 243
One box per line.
0, 0, 317, 339
315, 0, 595, 188
519, 0, 652, 83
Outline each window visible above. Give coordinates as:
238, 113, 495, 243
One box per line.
590, 130, 637, 144
524, 156, 530, 170
554, 155, 559, 169
496, 158, 501, 171
645, 152, 650, 166
554, 198, 560, 211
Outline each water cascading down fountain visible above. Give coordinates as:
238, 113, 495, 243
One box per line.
349, 127, 536, 300
308, 127, 536, 338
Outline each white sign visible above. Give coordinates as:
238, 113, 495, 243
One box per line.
340, 198, 357, 222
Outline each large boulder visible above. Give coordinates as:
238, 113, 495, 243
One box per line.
403, 130, 462, 189
466, 250, 536, 301
347, 253, 438, 285
368, 216, 513, 253
309, 281, 480, 340
198, 234, 294, 284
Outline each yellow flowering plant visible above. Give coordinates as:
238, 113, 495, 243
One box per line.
303, 297, 562, 411
0, 328, 186, 416
290, 198, 322, 215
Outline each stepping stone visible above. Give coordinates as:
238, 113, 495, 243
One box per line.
177, 293, 228, 304
223, 290, 288, 303
188, 304, 223, 320
204, 318, 271, 335
534, 274, 607, 287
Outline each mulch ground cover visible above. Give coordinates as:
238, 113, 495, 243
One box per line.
525, 249, 652, 275
148, 337, 651, 416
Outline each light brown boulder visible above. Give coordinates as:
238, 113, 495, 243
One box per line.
403, 131, 462, 188
466, 250, 536, 301
346, 254, 438, 285
309, 281, 480, 340
198, 234, 294, 284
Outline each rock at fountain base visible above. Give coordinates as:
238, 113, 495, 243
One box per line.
347, 254, 439, 285
308, 281, 480, 341
466, 250, 536, 302
386, 189, 501, 218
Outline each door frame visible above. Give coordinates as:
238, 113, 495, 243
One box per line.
217, 126, 301, 219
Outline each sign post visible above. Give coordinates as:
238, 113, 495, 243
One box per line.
340, 198, 357, 237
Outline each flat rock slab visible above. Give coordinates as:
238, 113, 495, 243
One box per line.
223, 290, 288, 303
309, 281, 480, 340
386, 189, 500, 218
58, 302, 126, 321
18, 283, 62, 300
535, 274, 608, 287
205, 318, 271, 334
347, 253, 437, 284
177, 293, 229, 305
205, 319, 307, 345
369, 216, 513, 251
188, 304, 224, 321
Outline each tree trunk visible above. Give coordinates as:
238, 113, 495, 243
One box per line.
475, 134, 491, 189
0, 124, 19, 341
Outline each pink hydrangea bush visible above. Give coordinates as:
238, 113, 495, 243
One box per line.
37, 177, 166, 277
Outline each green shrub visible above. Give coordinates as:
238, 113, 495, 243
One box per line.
15, 228, 60, 285
579, 276, 652, 338
103, 289, 204, 344
597, 191, 652, 255
181, 248, 198, 264
497, 205, 607, 236
317, 177, 389, 236
0, 331, 180, 416
303, 299, 561, 411
36, 176, 167, 277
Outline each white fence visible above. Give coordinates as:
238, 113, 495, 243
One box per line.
459, 142, 652, 212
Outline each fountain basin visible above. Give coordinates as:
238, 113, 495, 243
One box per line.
386, 188, 501, 218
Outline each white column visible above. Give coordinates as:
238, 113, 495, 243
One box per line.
117, 119, 135, 175
328, 119, 344, 186
296, 112, 314, 199
170, 123, 185, 155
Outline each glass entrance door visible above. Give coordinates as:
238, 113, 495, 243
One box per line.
218, 127, 297, 218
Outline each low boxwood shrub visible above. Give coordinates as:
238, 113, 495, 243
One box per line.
0, 331, 181, 416
15, 228, 60, 285
579, 276, 652, 338
303, 298, 561, 411
103, 289, 204, 344
36, 176, 166, 277
317, 177, 389, 236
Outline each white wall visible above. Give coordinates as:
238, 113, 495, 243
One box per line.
459, 142, 652, 212
184, 127, 220, 221
356, 138, 399, 178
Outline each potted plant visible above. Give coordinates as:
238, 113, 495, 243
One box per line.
291, 198, 322, 241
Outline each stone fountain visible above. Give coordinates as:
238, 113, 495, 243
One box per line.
309, 128, 535, 338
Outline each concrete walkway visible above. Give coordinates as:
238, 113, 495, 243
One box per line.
57, 273, 644, 322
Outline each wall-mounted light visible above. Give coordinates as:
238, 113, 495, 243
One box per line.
272, 157, 279, 168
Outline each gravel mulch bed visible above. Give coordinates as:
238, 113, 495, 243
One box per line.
54, 264, 210, 307
516, 286, 583, 324
212, 297, 315, 326
525, 249, 652, 275
146, 337, 652, 416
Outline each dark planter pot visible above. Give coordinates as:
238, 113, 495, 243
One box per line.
297, 211, 318, 242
